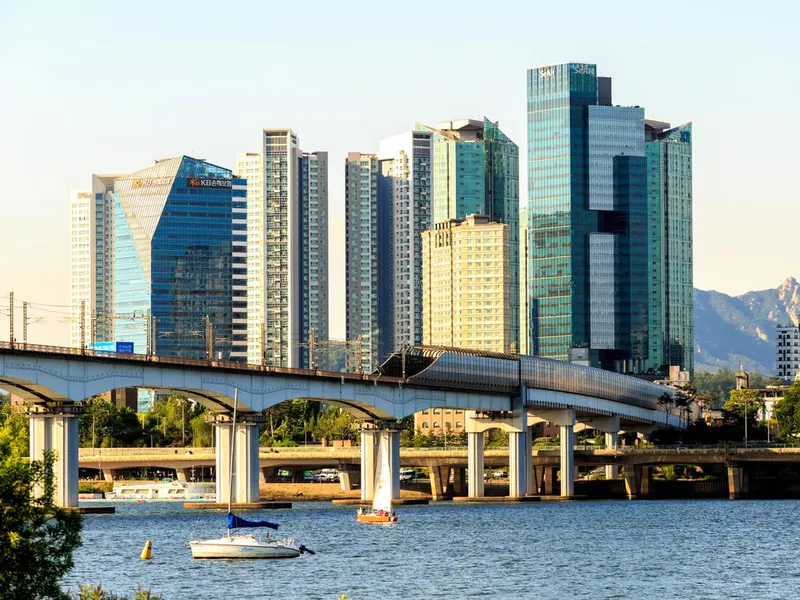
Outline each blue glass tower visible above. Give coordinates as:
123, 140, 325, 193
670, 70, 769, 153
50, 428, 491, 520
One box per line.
112, 156, 244, 360
527, 63, 648, 372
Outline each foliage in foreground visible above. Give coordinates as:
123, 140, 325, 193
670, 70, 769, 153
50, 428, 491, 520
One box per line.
75, 585, 161, 600
0, 444, 83, 600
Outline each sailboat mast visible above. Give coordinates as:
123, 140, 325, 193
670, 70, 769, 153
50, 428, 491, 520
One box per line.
228, 388, 238, 527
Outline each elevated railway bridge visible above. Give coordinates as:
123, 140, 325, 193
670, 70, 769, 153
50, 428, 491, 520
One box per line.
0, 343, 682, 506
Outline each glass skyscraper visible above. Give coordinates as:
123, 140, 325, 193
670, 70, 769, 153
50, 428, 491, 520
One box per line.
527, 63, 648, 372
110, 156, 244, 360
417, 118, 520, 352
645, 121, 693, 375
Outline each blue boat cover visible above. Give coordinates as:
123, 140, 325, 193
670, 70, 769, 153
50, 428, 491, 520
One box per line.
227, 513, 279, 530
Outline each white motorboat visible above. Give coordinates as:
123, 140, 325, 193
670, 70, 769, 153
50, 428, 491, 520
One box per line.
190, 534, 303, 559
189, 388, 314, 560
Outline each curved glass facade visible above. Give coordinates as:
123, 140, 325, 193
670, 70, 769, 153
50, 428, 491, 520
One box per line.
113, 156, 239, 360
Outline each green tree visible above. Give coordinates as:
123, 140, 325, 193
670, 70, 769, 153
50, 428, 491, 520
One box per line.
774, 383, 800, 441
79, 398, 143, 448
0, 397, 29, 458
724, 389, 765, 426
75, 585, 161, 600
0, 445, 83, 600
312, 406, 356, 442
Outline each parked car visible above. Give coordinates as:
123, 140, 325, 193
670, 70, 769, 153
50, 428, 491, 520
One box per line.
492, 470, 509, 479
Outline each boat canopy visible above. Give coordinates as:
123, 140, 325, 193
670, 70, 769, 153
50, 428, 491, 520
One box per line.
227, 513, 279, 530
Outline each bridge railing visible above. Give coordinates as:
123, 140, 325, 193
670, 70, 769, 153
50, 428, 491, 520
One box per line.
0, 341, 401, 385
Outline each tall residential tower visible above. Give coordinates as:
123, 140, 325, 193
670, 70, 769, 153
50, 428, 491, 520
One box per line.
417, 118, 520, 351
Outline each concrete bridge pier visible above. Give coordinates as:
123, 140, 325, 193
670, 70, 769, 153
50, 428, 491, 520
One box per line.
28, 405, 80, 508
338, 465, 359, 491
727, 464, 750, 499
102, 468, 120, 482
260, 466, 277, 485
452, 467, 467, 496
623, 465, 652, 500
467, 431, 485, 498
215, 417, 260, 504
578, 416, 621, 480
429, 466, 451, 500
531, 408, 575, 497
360, 423, 400, 502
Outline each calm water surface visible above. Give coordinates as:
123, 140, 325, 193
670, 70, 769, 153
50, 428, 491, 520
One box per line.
67, 500, 800, 599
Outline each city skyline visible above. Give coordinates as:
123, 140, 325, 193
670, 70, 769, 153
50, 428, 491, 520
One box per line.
2, 1, 798, 346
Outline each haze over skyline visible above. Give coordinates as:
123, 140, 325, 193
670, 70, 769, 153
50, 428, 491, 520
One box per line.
1, 0, 797, 345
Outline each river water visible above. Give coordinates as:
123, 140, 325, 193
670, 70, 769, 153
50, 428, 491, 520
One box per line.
66, 499, 800, 599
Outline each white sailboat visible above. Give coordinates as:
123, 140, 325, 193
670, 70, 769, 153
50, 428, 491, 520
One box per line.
189, 389, 314, 559
356, 433, 398, 524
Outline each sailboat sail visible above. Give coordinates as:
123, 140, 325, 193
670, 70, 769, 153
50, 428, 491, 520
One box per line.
372, 434, 392, 513
227, 513, 279, 530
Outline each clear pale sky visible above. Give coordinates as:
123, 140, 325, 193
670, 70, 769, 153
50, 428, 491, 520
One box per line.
1, 0, 797, 345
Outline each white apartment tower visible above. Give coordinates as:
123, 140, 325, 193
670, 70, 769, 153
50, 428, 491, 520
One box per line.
377, 130, 433, 355
69, 175, 116, 349
776, 324, 800, 381
240, 130, 328, 369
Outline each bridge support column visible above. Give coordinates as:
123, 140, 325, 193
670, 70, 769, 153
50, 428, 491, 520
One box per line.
605, 432, 619, 480
467, 431, 485, 498
429, 466, 450, 500
28, 407, 80, 508
339, 465, 359, 492
452, 467, 467, 496
530, 408, 575, 497
623, 465, 651, 500
508, 430, 528, 498
215, 419, 260, 504
542, 466, 557, 495
102, 469, 119, 482
260, 467, 277, 485
360, 424, 400, 501
578, 416, 620, 481
360, 429, 377, 501
727, 465, 750, 500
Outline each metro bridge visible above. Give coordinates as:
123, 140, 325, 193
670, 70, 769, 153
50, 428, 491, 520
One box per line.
0, 342, 682, 507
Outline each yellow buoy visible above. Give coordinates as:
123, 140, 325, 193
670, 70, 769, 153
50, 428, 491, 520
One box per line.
140, 540, 152, 560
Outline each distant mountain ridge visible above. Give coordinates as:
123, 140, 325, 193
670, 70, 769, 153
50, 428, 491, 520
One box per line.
694, 276, 800, 373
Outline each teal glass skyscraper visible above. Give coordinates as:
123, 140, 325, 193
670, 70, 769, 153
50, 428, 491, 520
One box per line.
645, 121, 693, 375
527, 63, 648, 372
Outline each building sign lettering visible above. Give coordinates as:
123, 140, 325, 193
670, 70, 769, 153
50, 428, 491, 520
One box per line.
572, 64, 595, 76
187, 177, 232, 189
540, 67, 555, 78
132, 177, 173, 188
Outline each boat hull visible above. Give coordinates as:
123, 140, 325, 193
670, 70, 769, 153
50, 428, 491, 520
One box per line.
190, 537, 301, 559
357, 514, 398, 524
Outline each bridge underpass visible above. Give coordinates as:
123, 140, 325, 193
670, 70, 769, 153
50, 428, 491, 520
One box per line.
1, 343, 683, 507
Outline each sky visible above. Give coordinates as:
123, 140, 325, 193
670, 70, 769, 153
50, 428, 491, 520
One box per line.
0, 0, 797, 345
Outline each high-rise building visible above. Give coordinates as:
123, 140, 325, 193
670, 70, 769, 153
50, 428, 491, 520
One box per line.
242, 129, 301, 368
238, 132, 329, 370
519, 204, 529, 356
422, 215, 511, 353
299, 151, 329, 369
527, 62, 648, 372
109, 156, 244, 360
377, 130, 433, 356
69, 176, 118, 349
417, 118, 519, 351
345, 152, 380, 372
776, 324, 800, 381
645, 120, 694, 375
